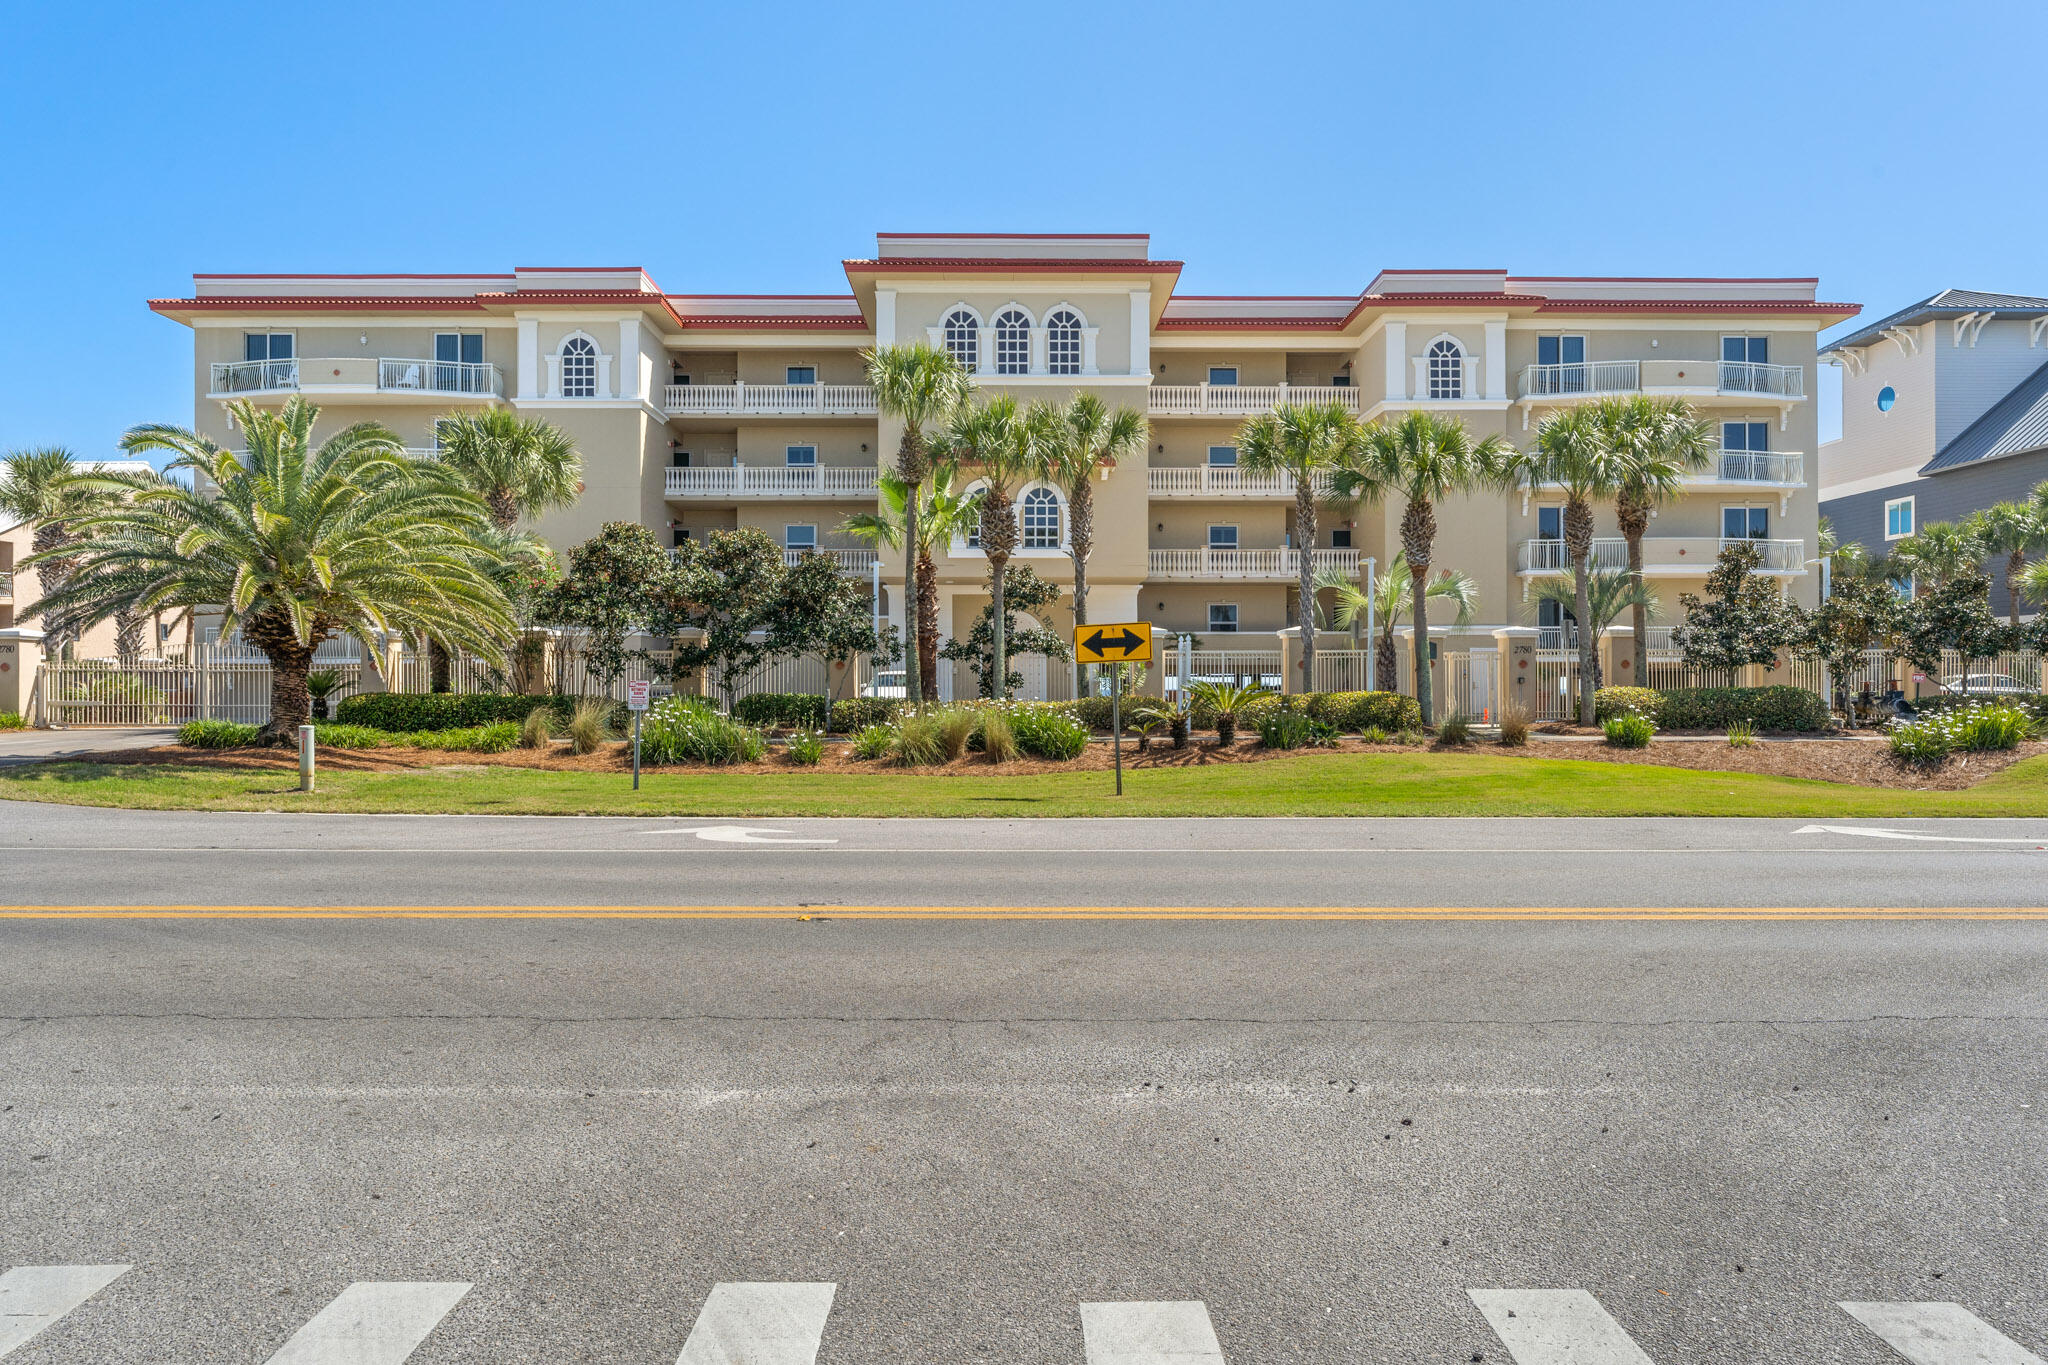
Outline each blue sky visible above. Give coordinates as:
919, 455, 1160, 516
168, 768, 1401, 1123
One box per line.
5, 0, 2044, 461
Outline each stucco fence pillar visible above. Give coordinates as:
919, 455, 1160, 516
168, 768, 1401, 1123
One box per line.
0, 627, 46, 723
1139, 628, 1170, 701
1600, 626, 1631, 693
1275, 627, 1304, 694
1493, 627, 1539, 720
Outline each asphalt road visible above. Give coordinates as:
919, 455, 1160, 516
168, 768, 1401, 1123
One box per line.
2, 806, 2045, 1362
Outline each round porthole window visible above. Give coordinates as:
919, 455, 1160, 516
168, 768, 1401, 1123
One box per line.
1877, 386, 1897, 412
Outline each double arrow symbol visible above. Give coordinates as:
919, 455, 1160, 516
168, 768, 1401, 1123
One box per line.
1084, 627, 1145, 657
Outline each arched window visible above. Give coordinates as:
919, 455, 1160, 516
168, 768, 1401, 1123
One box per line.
1427, 338, 1464, 400
561, 336, 598, 398
994, 308, 1032, 375
1046, 309, 1083, 375
942, 309, 979, 372
1020, 486, 1061, 548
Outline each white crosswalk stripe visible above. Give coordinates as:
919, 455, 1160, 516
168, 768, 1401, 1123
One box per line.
1468, 1288, 1659, 1364
675, 1282, 837, 1365
261, 1281, 472, 1365
0, 1265, 130, 1358
1842, 1302, 2047, 1365
1080, 1300, 1227, 1364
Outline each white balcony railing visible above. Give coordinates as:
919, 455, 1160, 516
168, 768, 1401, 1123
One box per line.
1717, 361, 1805, 398
1147, 547, 1362, 579
663, 383, 877, 416
210, 359, 300, 394
666, 466, 879, 498
1542, 624, 1680, 653
377, 358, 503, 397
783, 547, 879, 572
1713, 450, 1804, 485
1517, 537, 1807, 574
1148, 467, 1306, 497
1517, 361, 1641, 399
1148, 384, 1361, 417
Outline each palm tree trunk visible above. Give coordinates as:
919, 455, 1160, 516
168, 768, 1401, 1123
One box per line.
1295, 483, 1317, 691
114, 608, 145, 666
1068, 478, 1093, 698
1566, 497, 1597, 726
244, 608, 315, 746
486, 488, 520, 533
915, 550, 940, 701
902, 497, 923, 706
1377, 623, 1398, 695
1401, 498, 1437, 725
429, 639, 452, 693
1617, 491, 1651, 682
990, 555, 1009, 701
2008, 550, 2026, 627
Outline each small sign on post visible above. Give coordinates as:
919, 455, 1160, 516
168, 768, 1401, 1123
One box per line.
627, 680, 652, 790
298, 724, 316, 793
1075, 623, 1153, 797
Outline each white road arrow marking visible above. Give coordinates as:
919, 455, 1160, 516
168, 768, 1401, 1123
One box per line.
677, 1282, 836, 1365
1469, 1288, 1659, 1364
1081, 1301, 1227, 1364
1842, 1301, 2047, 1365
263, 1281, 471, 1364
690, 826, 839, 846
0, 1265, 130, 1358
1795, 825, 2048, 845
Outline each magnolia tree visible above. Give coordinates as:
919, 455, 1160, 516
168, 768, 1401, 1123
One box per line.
1897, 571, 2016, 697
538, 522, 674, 692
940, 564, 1071, 699
1795, 573, 1904, 725
1672, 540, 1802, 685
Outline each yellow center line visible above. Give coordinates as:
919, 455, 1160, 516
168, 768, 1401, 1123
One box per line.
1, 905, 2046, 921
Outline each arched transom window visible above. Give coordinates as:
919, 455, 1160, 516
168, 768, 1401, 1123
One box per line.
1427, 339, 1464, 400
942, 309, 979, 372
561, 336, 599, 398
994, 308, 1032, 375
1046, 309, 1083, 375
1020, 486, 1061, 548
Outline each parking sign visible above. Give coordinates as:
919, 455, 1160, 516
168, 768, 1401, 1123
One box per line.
627, 680, 651, 712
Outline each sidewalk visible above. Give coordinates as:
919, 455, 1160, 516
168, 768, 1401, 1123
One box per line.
0, 727, 177, 766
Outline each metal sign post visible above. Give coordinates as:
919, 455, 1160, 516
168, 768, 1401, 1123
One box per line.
627, 680, 651, 790
1075, 622, 1154, 799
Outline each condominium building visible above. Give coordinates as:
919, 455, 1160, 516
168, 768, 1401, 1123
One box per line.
150, 235, 1854, 700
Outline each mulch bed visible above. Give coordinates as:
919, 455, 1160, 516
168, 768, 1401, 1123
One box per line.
58, 734, 2048, 789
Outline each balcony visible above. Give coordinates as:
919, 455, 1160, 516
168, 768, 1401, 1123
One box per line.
1539, 624, 1679, 653
1516, 537, 1807, 575
1148, 467, 1338, 498
1701, 449, 1804, 487
1515, 360, 1806, 405
786, 547, 878, 573
1148, 547, 1362, 580
663, 383, 877, 416
207, 357, 503, 400
1148, 384, 1361, 418
666, 466, 879, 499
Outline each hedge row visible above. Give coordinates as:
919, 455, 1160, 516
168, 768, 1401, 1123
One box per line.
1653, 685, 1829, 732
335, 692, 575, 733
732, 692, 828, 730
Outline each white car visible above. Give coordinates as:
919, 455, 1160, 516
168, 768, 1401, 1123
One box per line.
1936, 672, 2032, 697
861, 670, 907, 700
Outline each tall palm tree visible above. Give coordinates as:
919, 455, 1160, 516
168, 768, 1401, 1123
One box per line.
1604, 397, 1714, 677
1529, 571, 1660, 691
1034, 393, 1147, 695
33, 397, 514, 744
943, 397, 1033, 700
1501, 404, 1635, 725
1348, 411, 1512, 724
423, 410, 582, 690
842, 464, 980, 699
1891, 520, 1983, 592
1238, 401, 1371, 688
1317, 555, 1478, 692
1966, 501, 2046, 625
0, 447, 110, 659
864, 344, 974, 706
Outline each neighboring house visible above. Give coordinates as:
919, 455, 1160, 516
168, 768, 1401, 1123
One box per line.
146, 238, 1854, 700
1820, 290, 2048, 614
0, 459, 170, 659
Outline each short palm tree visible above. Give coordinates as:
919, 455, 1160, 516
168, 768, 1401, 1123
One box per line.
1239, 401, 1371, 686
943, 396, 1033, 699
1034, 393, 1147, 695
1604, 397, 1714, 676
0, 447, 116, 659
1187, 678, 1274, 746
1347, 411, 1512, 724
1966, 501, 2046, 625
1529, 571, 1660, 691
843, 464, 980, 699
1502, 404, 1636, 725
864, 344, 974, 706
33, 397, 514, 744
1891, 520, 1983, 591
1316, 554, 1478, 693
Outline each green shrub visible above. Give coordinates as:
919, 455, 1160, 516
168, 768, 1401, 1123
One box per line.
639, 697, 765, 766
1891, 700, 2034, 761
1189, 680, 1277, 744
335, 692, 572, 733
1302, 690, 1423, 734
1010, 707, 1089, 760
1497, 703, 1531, 747
388, 723, 520, 754
1358, 725, 1391, 744
979, 709, 1019, 762
1603, 713, 1656, 748
1436, 713, 1473, 745
1726, 720, 1756, 748
849, 724, 894, 760
0, 710, 28, 731
1955, 704, 2035, 750
786, 730, 824, 766
309, 722, 388, 750
830, 697, 900, 732
1913, 693, 2048, 721
1593, 686, 1662, 722
1887, 716, 1952, 763
1391, 729, 1428, 746
1653, 686, 1827, 733
179, 719, 260, 748
1257, 710, 1336, 750
733, 692, 828, 730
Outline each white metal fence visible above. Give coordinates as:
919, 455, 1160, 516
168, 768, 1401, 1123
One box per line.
37, 660, 365, 727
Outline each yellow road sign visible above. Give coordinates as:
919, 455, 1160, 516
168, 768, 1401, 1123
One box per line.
1075, 621, 1154, 664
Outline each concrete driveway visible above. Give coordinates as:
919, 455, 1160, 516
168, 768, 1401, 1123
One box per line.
0, 727, 174, 766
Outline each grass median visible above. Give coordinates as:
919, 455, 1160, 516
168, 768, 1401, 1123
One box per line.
5, 750, 2048, 817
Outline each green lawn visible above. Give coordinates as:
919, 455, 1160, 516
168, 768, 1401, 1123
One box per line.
4, 751, 2048, 817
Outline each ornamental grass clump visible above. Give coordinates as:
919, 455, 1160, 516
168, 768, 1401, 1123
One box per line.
1603, 713, 1656, 748
978, 708, 1020, 762
785, 731, 824, 766
1496, 703, 1531, 747
934, 706, 978, 760
850, 724, 894, 760
1726, 720, 1757, 748
519, 708, 555, 749
890, 711, 948, 767
639, 696, 765, 766
567, 698, 613, 755
1435, 713, 1473, 745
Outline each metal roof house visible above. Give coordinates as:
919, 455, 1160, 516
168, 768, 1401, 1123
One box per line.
1820, 290, 2048, 613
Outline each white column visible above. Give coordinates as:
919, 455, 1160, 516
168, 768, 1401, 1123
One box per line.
618, 317, 642, 401
1484, 319, 1507, 400
976, 328, 995, 376
516, 319, 539, 400
1383, 321, 1407, 401
1030, 324, 1048, 375
597, 353, 614, 399
1082, 327, 1100, 375
874, 289, 896, 347
1129, 289, 1151, 377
